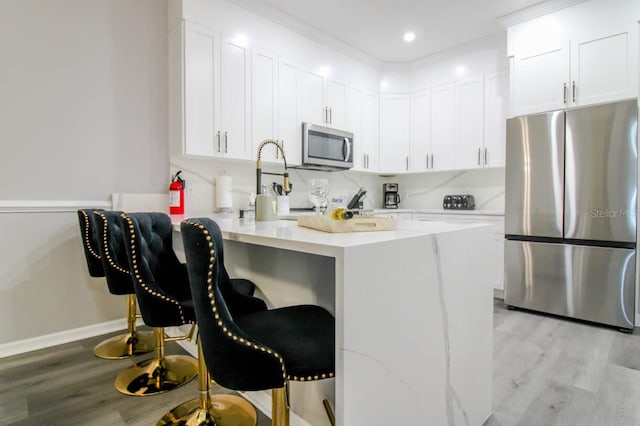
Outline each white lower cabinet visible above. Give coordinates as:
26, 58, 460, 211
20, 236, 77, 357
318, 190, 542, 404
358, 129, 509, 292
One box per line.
414, 213, 505, 291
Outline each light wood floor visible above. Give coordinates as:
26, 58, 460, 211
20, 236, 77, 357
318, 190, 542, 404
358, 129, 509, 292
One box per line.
0, 328, 271, 426
487, 299, 640, 426
2, 300, 640, 425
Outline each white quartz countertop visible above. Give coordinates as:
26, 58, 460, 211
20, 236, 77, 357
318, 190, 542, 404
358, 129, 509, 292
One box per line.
171, 213, 488, 256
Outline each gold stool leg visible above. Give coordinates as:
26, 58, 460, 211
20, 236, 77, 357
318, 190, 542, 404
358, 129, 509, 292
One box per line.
115, 327, 198, 396
93, 295, 154, 359
157, 336, 257, 425
272, 384, 290, 426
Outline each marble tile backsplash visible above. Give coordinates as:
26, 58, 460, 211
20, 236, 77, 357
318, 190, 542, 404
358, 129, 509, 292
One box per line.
170, 157, 505, 215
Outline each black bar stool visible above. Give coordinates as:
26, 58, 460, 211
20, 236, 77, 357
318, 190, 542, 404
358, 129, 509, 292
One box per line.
77, 209, 154, 359
111, 211, 198, 396
181, 218, 335, 426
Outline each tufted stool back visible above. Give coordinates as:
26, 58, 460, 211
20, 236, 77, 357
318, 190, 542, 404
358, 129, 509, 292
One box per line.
182, 218, 286, 391
93, 211, 135, 295
120, 212, 194, 328
77, 209, 105, 277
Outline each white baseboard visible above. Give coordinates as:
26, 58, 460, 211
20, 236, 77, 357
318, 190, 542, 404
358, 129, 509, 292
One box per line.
494, 288, 504, 299
0, 318, 141, 358
165, 326, 310, 426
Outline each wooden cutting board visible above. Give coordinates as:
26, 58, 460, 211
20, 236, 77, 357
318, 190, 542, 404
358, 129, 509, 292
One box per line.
297, 215, 396, 233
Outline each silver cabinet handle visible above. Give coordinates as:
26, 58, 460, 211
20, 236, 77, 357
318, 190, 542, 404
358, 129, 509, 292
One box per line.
431, 153, 434, 169
426, 154, 429, 169
329, 107, 333, 124
484, 147, 488, 165
477, 148, 481, 165
363, 153, 367, 169
563, 82, 567, 104
224, 131, 228, 153
216, 130, 221, 152
406, 156, 409, 171
572, 81, 576, 103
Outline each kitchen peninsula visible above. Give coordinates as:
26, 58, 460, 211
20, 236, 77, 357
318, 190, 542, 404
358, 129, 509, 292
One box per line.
171, 215, 493, 425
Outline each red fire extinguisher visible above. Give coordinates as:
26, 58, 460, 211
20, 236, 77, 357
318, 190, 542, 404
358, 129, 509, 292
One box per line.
169, 171, 185, 215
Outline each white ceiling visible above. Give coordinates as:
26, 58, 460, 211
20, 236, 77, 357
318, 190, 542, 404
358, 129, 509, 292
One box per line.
229, 0, 547, 62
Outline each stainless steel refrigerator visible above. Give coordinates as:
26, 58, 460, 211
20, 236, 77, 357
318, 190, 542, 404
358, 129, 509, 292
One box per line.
504, 99, 638, 330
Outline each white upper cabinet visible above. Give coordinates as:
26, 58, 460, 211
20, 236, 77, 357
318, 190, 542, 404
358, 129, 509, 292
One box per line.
430, 83, 455, 171
251, 48, 278, 162
350, 88, 379, 172
301, 70, 325, 125
170, 20, 219, 158
454, 76, 485, 170
409, 90, 431, 172
362, 91, 379, 172
220, 36, 251, 159
509, 8, 638, 116
325, 79, 348, 129
169, 20, 250, 160
349, 87, 365, 170
483, 69, 509, 168
277, 58, 302, 166
379, 94, 411, 173
510, 42, 570, 116
300, 70, 349, 128
570, 23, 638, 107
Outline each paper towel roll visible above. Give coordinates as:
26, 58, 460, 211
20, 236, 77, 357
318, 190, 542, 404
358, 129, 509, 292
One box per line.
215, 176, 233, 211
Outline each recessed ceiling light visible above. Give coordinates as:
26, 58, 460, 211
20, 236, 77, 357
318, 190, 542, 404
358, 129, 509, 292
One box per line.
403, 32, 416, 43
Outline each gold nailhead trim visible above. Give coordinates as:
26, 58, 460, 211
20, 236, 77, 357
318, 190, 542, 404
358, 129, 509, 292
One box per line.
122, 213, 186, 323
94, 212, 130, 275
80, 210, 100, 259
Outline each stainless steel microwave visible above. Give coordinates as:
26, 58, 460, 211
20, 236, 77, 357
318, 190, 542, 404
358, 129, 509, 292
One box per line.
301, 122, 353, 171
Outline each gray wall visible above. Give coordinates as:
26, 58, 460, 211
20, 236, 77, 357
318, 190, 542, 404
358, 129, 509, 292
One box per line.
0, 0, 169, 348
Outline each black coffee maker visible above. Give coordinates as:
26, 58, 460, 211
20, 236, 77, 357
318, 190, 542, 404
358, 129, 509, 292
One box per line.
383, 183, 400, 209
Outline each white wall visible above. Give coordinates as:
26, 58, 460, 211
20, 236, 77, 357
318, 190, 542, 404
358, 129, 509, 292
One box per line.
0, 0, 169, 349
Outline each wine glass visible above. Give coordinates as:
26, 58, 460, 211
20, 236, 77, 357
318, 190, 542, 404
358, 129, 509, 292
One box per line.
307, 178, 329, 215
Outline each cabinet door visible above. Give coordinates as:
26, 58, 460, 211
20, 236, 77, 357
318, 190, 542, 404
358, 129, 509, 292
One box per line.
220, 37, 250, 159
349, 87, 365, 170
430, 83, 455, 171
301, 70, 325, 125
571, 23, 638, 107
454, 76, 485, 169
483, 70, 509, 168
362, 92, 379, 171
326, 79, 348, 129
511, 42, 570, 115
379, 95, 410, 173
278, 59, 301, 166
410, 90, 431, 172
182, 21, 220, 157
251, 48, 277, 162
